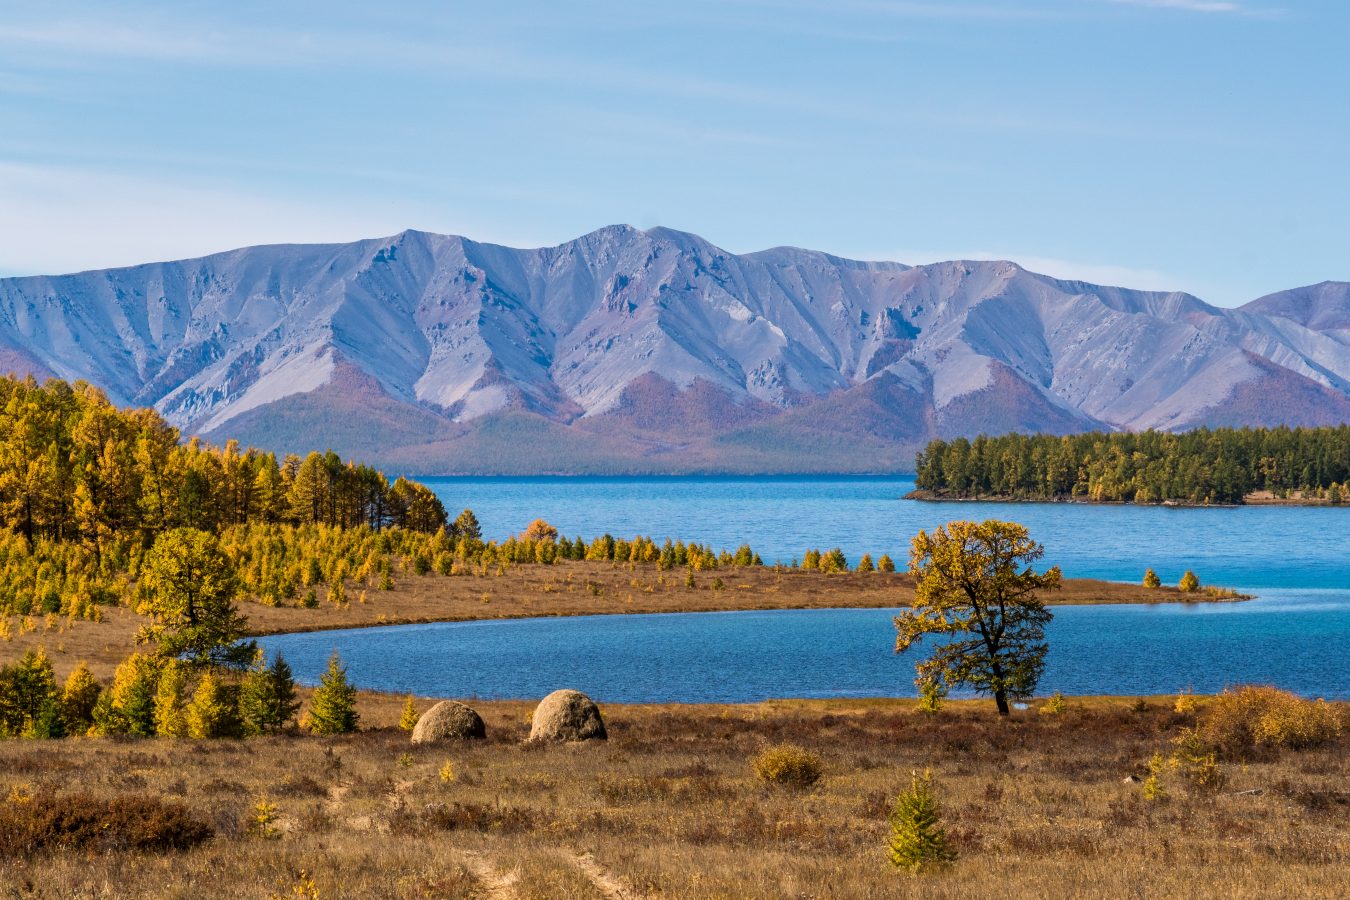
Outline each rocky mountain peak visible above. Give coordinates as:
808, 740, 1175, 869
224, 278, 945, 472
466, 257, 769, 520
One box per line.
0, 228, 1346, 473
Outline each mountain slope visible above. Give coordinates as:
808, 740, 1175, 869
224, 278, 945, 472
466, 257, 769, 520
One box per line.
0, 226, 1346, 473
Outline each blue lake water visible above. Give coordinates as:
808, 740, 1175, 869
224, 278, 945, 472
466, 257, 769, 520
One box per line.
260, 476, 1350, 701
419, 475, 1345, 590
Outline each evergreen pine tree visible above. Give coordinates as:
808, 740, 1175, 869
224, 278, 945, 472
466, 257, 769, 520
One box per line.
1143, 568, 1162, 589
857, 553, 876, 573
1179, 570, 1200, 593
268, 654, 300, 730
822, 548, 848, 573
239, 649, 301, 735
153, 661, 189, 737
877, 554, 896, 573
92, 653, 159, 737
888, 770, 957, 873
453, 508, 482, 544
60, 662, 102, 735
186, 670, 241, 739
137, 528, 256, 670
305, 651, 359, 735
0, 648, 61, 737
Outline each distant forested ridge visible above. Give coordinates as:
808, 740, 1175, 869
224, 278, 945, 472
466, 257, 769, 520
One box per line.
913, 428, 1350, 505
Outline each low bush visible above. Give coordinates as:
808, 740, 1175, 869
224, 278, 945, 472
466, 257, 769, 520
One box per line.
751, 744, 823, 789
1197, 686, 1342, 759
0, 790, 213, 857
1170, 729, 1226, 792
396, 801, 545, 835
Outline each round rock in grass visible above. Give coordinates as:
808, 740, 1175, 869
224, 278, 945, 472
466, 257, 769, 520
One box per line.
528, 689, 607, 742
411, 701, 486, 744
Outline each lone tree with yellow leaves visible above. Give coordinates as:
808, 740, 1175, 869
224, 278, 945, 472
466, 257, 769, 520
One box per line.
137, 528, 256, 671
895, 520, 1061, 717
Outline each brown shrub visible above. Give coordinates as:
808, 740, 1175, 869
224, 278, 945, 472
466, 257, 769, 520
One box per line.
598, 775, 676, 805
272, 774, 328, 798
751, 744, 823, 789
394, 801, 547, 835
1198, 687, 1343, 759
1273, 780, 1350, 816
0, 791, 213, 857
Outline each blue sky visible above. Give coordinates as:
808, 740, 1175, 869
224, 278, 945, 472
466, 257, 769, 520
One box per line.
0, 0, 1344, 306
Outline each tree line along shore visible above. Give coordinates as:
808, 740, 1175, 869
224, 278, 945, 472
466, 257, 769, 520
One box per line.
913, 427, 1350, 505
0, 376, 1253, 744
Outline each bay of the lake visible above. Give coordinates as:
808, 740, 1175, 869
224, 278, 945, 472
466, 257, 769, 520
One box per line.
259, 476, 1350, 702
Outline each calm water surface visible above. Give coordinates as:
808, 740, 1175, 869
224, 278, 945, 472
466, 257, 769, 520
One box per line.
419, 475, 1345, 589
261, 477, 1349, 701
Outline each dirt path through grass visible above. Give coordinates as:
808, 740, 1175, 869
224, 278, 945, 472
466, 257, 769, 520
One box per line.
570, 852, 644, 900
459, 851, 520, 899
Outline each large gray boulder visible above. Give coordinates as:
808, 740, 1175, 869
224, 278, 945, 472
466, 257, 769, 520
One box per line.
411, 701, 486, 744
528, 689, 607, 742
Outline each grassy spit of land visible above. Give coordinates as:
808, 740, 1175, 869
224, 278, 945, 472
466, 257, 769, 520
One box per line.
1, 694, 1345, 899
2, 561, 1246, 680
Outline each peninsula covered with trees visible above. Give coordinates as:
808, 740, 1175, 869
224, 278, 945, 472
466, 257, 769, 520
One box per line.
913, 427, 1350, 505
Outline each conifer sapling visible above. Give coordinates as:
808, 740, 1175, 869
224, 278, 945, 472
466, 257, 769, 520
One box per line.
60, 662, 102, 735
399, 694, 419, 731
154, 661, 189, 737
888, 770, 957, 873
305, 651, 360, 735
186, 670, 240, 739
240, 649, 300, 735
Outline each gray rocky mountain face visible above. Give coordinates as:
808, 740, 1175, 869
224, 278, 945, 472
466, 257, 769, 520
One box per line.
1, 226, 1347, 473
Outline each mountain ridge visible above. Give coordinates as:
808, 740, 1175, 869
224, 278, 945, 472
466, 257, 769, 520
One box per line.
1, 225, 1347, 473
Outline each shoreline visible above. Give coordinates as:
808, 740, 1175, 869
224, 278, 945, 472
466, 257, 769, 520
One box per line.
237, 566, 1251, 640
905, 488, 1345, 508
247, 584, 1253, 639
3, 564, 1252, 679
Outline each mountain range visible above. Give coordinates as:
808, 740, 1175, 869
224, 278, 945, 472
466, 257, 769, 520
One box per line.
1, 225, 1348, 473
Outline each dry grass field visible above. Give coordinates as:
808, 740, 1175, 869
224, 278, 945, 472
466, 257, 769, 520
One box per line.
3, 561, 1306, 898
1, 695, 1345, 899
2, 560, 1228, 680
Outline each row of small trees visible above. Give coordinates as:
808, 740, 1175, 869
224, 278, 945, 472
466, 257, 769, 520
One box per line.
5, 516, 875, 622
0, 526, 362, 740
800, 548, 896, 573
0, 646, 360, 740
1143, 568, 1202, 592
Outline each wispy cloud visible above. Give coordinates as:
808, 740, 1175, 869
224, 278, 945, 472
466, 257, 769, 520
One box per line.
716, 0, 1066, 21
0, 17, 509, 71
1109, 0, 1283, 16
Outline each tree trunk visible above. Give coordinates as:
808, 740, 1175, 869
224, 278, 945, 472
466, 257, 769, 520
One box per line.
994, 689, 1010, 716
22, 496, 34, 550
